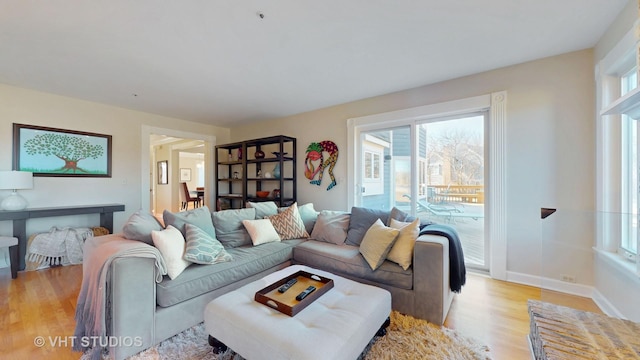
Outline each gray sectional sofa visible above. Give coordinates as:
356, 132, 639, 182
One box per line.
95, 203, 454, 360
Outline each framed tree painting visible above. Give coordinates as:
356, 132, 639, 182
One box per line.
13, 123, 112, 177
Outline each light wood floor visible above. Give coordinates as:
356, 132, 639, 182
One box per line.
0, 265, 602, 359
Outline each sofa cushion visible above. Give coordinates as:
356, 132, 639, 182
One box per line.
310, 210, 350, 245
293, 240, 412, 290
183, 223, 232, 265
386, 218, 420, 270
156, 239, 302, 307
345, 207, 391, 246
359, 219, 399, 271
242, 219, 281, 245
246, 201, 278, 219
212, 208, 256, 248
122, 209, 164, 245
163, 206, 216, 238
152, 225, 191, 280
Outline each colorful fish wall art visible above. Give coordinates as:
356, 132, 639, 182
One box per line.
304, 140, 338, 190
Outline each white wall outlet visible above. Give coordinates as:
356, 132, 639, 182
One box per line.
560, 274, 576, 283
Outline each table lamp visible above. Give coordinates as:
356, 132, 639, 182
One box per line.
0, 170, 33, 211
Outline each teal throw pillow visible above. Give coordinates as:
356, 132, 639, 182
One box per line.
183, 223, 232, 265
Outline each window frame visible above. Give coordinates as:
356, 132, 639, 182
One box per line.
595, 22, 640, 274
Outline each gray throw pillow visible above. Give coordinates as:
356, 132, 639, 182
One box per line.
163, 205, 216, 239
387, 206, 434, 230
183, 223, 232, 264
122, 209, 164, 245
309, 210, 350, 245
387, 207, 416, 225
345, 207, 391, 246
212, 208, 256, 248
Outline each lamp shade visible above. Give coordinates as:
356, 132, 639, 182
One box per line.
0, 171, 33, 190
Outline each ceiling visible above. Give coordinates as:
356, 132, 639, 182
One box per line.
0, 1, 628, 127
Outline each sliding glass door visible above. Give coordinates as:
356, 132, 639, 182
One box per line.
358, 114, 488, 269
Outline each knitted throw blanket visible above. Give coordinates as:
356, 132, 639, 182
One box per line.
73, 235, 167, 360
27, 227, 93, 266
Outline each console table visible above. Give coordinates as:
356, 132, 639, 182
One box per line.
0, 203, 125, 272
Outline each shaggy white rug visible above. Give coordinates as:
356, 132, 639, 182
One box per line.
120, 311, 491, 360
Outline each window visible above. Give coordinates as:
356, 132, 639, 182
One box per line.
364, 151, 381, 180
596, 24, 640, 272
621, 68, 638, 256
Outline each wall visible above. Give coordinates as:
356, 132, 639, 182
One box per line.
231, 49, 596, 287
0, 84, 230, 239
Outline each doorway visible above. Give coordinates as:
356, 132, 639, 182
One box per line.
142, 126, 215, 215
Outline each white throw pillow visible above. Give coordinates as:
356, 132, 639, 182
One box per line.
242, 219, 281, 246
387, 217, 420, 270
151, 225, 191, 280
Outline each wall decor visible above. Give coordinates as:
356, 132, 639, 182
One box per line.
157, 161, 168, 185
304, 140, 339, 190
13, 123, 112, 177
180, 168, 191, 182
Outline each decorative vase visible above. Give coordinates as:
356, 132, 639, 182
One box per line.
273, 163, 280, 179
255, 150, 265, 159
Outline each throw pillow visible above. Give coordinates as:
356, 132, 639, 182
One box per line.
246, 201, 278, 219
163, 206, 216, 239
359, 219, 399, 271
212, 208, 256, 248
122, 209, 164, 245
387, 207, 416, 225
242, 219, 281, 246
183, 223, 232, 264
151, 225, 191, 280
279, 203, 318, 235
387, 206, 433, 230
267, 203, 309, 240
309, 210, 350, 245
345, 207, 391, 246
386, 217, 420, 270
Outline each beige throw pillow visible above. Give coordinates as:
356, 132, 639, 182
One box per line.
359, 219, 399, 271
386, 217, 420, 270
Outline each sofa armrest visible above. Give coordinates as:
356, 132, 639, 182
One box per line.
412, 234, 453, 325
108, 257, 157, 360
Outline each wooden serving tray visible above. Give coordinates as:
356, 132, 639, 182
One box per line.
255, 270, 334, 316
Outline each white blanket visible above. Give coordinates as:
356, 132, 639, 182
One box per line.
73, 234, 167, 360
27, 226, 93, 266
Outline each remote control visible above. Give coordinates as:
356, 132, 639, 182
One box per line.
295, 286, 316, 301
278, 278, 298, 293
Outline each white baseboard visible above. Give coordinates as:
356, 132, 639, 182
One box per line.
591, 288, 626, 319
505, 271, 627, 319
506, 271, 594, 298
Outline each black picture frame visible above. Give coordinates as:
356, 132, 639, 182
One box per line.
13, 123, 112, 177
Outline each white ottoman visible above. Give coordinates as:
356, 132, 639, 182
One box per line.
204, 265, 391, 360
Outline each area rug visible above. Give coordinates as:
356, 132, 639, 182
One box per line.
528, 300, 640, 359
124, 311, 491, 360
